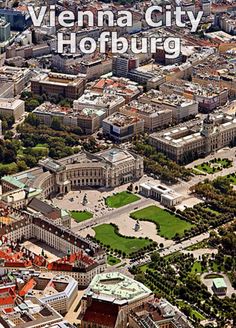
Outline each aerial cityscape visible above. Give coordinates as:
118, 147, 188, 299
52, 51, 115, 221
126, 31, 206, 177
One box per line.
0, 0, 235, 327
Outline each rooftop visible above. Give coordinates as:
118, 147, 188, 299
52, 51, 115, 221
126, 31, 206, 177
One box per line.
85, 272, 152, 304
213, 278, 227, 289
104, 112, 143, 127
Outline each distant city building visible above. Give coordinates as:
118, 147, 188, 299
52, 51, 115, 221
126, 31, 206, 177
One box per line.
102, 112, 144, 142
31, 72, 86, 100
0, 66, 32, 96
129, 298, 194, 328
0, 269, 75, 327
149, 114, 236, 163
18, 272, 78, 315
192, 56, 236, 98
0, 98, 25, 121
219, 13, 236, 34
201, 0, 212, 15
0, 17, 10, 42
138, 89, 198, 123
160, 80, 228, 113
33, 102, 105, 135
73, 91, 125, 117
0, 297, 63, 328
121, 101, 172, 132
0, 8, 32, 31
90, 77, 143, 104
112, 55, 139, 78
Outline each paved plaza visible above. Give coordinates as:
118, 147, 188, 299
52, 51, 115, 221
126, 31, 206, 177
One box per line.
22, 240, 62, 263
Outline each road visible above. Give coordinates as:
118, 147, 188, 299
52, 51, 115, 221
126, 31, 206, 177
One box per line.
129, 231, 210, 268
73, 198, 153, 231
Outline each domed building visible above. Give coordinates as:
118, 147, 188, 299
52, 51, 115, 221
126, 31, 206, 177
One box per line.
1, 148, 144, 204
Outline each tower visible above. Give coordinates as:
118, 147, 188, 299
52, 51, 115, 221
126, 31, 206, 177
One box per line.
201, 114, 214, 138
201, 114, 215, 155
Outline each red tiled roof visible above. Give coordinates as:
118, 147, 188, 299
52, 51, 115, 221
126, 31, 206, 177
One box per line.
19, 278, 37, 297
0, 287, 16, 306
82, 301, 118, 327
47, 250, 96, 271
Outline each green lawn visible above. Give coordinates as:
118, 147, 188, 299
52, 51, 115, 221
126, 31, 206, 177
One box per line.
105, 191, 140, 208
226, 173, 236, 185
130, 205, 193, 239
107, 255, 121, 266
35, 143, 48, 148
191, 309, 206, 321
93, 224, 151, 255
192, 168, 207, 176
203, 207, 220, 216
70, 210, 93, 222
195, 159, 232, 175
191, 261, 203, 274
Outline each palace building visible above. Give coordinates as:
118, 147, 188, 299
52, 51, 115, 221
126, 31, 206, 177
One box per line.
1, 148, 143, 200
149, 114, 236, 163
0, 210, 106, 287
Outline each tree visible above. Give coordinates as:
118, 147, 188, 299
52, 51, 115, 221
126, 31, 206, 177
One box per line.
25, 113, 40, 127
135, 185, 139, 193
4, 131, 14, 140
25, 99, 40, 112
17, 160, 28, 171
151, 252, 160, 263
213, 177, 232, 194
24, 154, 37, 168
127, 183, 133, 192
159, 243, 164, 249
51, 117, 63, 131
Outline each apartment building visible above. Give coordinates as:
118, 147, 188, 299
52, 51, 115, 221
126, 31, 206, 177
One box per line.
0, 66, 32, 96
121, 101, 172, 131
102, 112, 144, 142
19, 273, 78, 315
138, 89, 198, 123
129, 298, 194, 328
219, 13, 236, 35
73, 91, 125, 117
192, 56, 236, 98
160, 80, 228, 113
33, 102, 105, 135
0, 98, 25, 120
90, 77, 143, 103
31, 72, 86, 100
0, 297, 63, 328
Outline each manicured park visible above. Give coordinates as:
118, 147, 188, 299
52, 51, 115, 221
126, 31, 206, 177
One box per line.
226, 173, 236, 185
194, 158, 232, 175
105, 191, 140, 208
93, 224, 151, 255
130, 205, 193, 239
107, 255, 121, 266
70, 210, 93, 222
